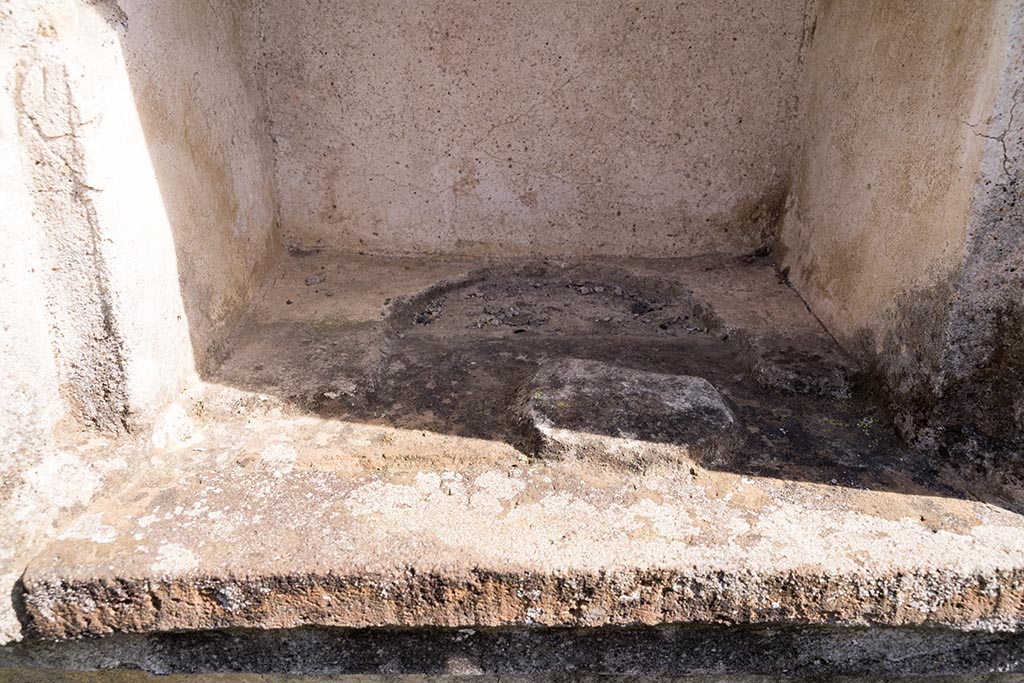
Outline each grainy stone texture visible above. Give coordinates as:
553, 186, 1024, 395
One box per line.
18, 428, 1024, 639
517, 359, 740, 468
0, 0, 278, 644
257, 0, 809, 257
776, 0, 1024, 450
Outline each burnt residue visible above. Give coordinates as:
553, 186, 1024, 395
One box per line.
850, 278, 957, 446
941, 305, 1024, 442
837, 202, 1024, 514
847, 278, 1004, 449
209, 255, 947, 493
745, 332, 854, 400
729, 183, 792, 254
940, 93, 1024, 448
287, 245, 325, 258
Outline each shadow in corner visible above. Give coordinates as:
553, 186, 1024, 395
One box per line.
7, 576, 28, 639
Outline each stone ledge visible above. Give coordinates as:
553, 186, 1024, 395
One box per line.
20, 454, 1024, 639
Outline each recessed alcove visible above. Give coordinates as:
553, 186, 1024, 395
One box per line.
3, 0, 1024, 669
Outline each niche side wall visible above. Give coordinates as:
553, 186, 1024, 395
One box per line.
118, 0, 281, 374
258, 0, 810, 257
0, 0, 279, 643
778, 0, 1024, 447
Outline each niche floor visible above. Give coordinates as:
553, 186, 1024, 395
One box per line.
212, 251, 897, 482
19, 252, 1024, 639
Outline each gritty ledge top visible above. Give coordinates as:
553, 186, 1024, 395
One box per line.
21, 424, 1024, 639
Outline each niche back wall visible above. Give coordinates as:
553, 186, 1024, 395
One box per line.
258, 0, 809, 257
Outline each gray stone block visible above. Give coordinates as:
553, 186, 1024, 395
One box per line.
517, 359, 741, 468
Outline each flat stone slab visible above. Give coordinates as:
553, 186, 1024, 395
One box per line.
11, 255, 1024, 643
19, 437, 1024, 639
517, 359, 740, 467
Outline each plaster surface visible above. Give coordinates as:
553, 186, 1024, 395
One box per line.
258, 0, 809, 257
2, 0, 280, 426
776, 0, 1024, 447
778, 0, 1004, 347
0, 0, 68, 645
0, 0, 280, 644
117, 0, 281, 371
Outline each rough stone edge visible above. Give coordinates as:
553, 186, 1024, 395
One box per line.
19, 566, 1024, 641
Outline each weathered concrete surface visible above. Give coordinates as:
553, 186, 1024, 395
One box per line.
0, 0, 280, 644
257, 0, 810, 257
936, 7, 1024, 450
19, 397, 1024, 638
778, 0, 1006, 359
0, 10, 69, 646
517, 359, 740, 468
3, 0, 279, 418
776, 0, 1024, 448
4, 0, 1024, 670
210, 252, 901, 490
0, 0, 150, 644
